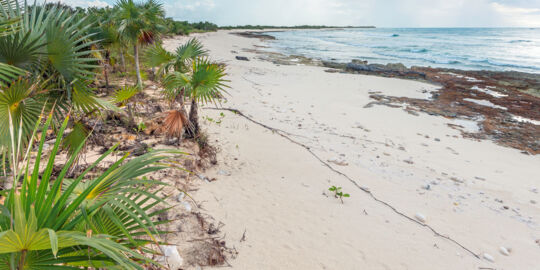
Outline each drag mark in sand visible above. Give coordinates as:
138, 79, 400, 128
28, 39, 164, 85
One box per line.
206, 106, 482, 260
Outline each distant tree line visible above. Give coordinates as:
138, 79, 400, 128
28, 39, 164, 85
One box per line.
219, 25, 375, 30
164, 19, 219, 35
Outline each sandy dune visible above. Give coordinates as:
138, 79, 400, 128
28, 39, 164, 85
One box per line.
163, 31, 539, 270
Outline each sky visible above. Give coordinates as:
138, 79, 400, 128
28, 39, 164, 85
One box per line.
60, 0, 540, 27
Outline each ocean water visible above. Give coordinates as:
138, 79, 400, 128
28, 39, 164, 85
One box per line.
263, 28, 540, 74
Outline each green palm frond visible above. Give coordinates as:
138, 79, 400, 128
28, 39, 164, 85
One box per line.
161, 71, 188, 101
0, 113, 181, 269
145, 43, 174, 76
175, 38, 207, 67
0, 17, 20, 37
45, 14, 100, 82
189, 58, 229, 103
0, 0, 105, 148
71, 80, 102, 114
0, 78, 44, 148
0, 16, 27, 84
0, 62, 24, 85
0, 0, 100, 82
62, 121, 89, 158
112, 85, 139, 106
0, 31, 44, 71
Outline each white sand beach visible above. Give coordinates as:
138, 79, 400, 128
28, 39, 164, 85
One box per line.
163, 31, 540, 270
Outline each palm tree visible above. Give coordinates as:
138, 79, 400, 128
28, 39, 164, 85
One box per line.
0, 0, 102, 148
146, 39, 210, 142
115, 0, 165, 87
146, 38, 207, 76
0, 112, 177, 269
88, 7, 121, 91
163, 58, 228, 138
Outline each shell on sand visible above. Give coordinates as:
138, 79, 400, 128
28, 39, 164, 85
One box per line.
415, 213, 427, 223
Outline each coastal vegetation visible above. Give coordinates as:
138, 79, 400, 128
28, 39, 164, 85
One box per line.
165, 20, 218, 35
220, 25, 375, 30
329, 186, 350, 204
0, 0, 227, 268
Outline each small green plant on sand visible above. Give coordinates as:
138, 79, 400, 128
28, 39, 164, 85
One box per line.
204, 113, 225, 125
135, 121, 147, 133
329, 186, 350, 203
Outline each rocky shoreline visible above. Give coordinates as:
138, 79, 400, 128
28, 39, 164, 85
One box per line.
233, 31, 540, 154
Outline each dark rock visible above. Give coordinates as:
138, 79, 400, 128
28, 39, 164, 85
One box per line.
236, 56, 249, 61
386, 63, 408, 72
346, 62, 386, 72
351, 59, 368, 65
231, 31, 276, 40
322, 61, 347, 69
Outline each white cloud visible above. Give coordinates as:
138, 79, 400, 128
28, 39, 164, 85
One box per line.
53, 0, 540, 27
491, 2, 540, 26
165, 0, 215, 12
58, 0, 111, 8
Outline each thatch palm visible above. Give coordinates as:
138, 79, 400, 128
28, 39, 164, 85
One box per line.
146, 38, 207, 78
0, 112, 177, 269
147, 39, 209, 141
88, 7, 122, 90
116, 0, 165, 87
0, 0, 102, 147
0, 17, 25, 84
163, 58, 228, 138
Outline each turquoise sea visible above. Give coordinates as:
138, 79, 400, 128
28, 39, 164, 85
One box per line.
264, 28, 540, 74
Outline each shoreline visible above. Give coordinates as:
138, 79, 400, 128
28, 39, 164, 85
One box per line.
163, 30, 539, 269
241, 28, 540, 75
232, 29, 540, 154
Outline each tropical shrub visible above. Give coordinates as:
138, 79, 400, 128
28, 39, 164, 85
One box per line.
0, 0, 103, 148
115, 0, 166, 87
148, 39, 227, 139
165, 58, 228, 138
0, 111, 177, 269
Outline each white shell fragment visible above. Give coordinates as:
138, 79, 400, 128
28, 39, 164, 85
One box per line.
415, 213, 426, 223
483, 253, 495, 262
160, 245, 184, 269
182, 201, 192, 212
499, 246, 510, 256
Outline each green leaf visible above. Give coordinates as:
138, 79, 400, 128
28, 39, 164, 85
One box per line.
47, 229, 58, 257
112, 85, 139, 106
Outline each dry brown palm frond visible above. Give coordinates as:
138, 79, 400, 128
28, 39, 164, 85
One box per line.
163, 110, 187, 137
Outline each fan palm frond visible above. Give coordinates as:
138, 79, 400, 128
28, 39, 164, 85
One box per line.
0, 16, 20, 37
189, 58, 229, 103
161, 71, 188, 102
0, 31, 44, 71
0, 78, 44, 148
163, 109, 186, 137
145, 43, 174, 76
62, 121, 89, 158
112, 85, 139, 106
0, 0, 100, 82
71, 80, 102, 114
0, 113, 181, 268
174, 38, 207, 69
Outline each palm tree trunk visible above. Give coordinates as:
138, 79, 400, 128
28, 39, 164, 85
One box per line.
127, 103, 136, 128
134, 44, 143, 87
104, 62, 109, 91
185, 98, 199, 138
120, 49, 126, 72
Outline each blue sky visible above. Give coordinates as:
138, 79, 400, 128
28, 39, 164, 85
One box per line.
62, 0, 540, 27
